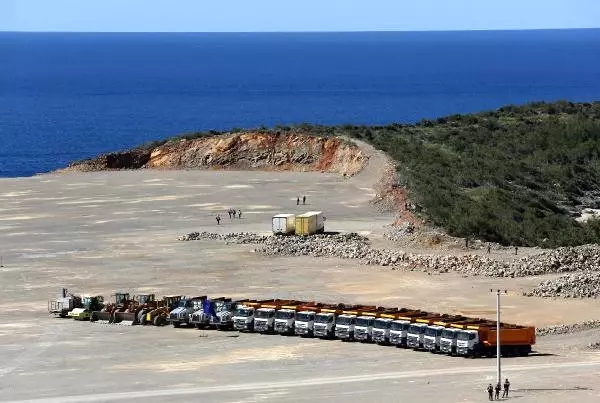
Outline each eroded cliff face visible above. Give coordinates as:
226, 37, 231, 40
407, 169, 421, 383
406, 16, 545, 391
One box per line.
64, 132, 368, 177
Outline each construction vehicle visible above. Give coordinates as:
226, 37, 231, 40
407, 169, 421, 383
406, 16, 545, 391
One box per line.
407, 314, 466, 350
422, 315, 469, 352
313, 304, 353, 338
354, 307, 405, 342
189, 297, 231, 329
111, 294, 158, 325
168, 296, 206, 328
90, 292, 131, 323
334, 305, 378, 341
293, 302, 343, 337
456, 323, 536, 358
438, 319, 493, 355
142, 295, 182, 326
48, 288, 82, 318
388, 310, 429, 347
372, 309, 425, 345
273, 301, 310, 335
211, 299, 244, 330
254, 300, 306, 333
68, 295, 104, 320
232, 299, 279, 332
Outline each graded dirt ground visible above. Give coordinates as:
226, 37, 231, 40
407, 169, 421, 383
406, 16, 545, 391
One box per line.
1, 155, 600, 401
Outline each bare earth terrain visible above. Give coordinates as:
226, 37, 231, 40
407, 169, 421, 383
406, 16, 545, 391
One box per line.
1, 146, 600, 402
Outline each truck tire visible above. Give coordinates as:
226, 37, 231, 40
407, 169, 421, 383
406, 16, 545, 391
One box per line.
173, 321, 181, 328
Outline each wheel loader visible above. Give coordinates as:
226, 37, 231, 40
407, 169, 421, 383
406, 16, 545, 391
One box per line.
90, 292, 132, 324
112, 294, 158, 326
143, 295, 182, 326
68, 295, 104, 320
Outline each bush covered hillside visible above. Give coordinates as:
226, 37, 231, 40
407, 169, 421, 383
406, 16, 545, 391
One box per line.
136, 101, 600, 247
300, 101, 600, 247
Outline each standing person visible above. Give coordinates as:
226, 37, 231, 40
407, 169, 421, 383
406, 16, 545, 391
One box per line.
503, 379, 510, 398
216, 214, 221, 225
296, 196, 300, 206
514, 246, 518, 255
302, 195, 306, 205
486, 384, 494, 401
495, 383, 501, 400
487, 244, 491, 254
232, 210, 236, 218
238, 209, 242, 219
228, 209, 232, 219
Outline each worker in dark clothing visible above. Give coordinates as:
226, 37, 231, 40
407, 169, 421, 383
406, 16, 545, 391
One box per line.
228, 209, 232, 219
487, 384, 494, 401
487, 244, 491, 254
515, 246, 518, 255
232, 210, 236, 218
503, 379, 510, 398
296, 196, 300, 205
216, 215, 221, 225
495, 383, 501, 400
238, 209, 242, 219
302, 195, 306, 205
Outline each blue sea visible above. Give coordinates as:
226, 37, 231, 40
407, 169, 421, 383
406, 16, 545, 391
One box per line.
1, 29, 599, 177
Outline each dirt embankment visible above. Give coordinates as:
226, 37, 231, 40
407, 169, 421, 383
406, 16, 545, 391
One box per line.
63, 132, 368, 177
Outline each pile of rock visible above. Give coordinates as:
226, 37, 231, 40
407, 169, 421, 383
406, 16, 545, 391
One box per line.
586, 342, 600, 350
535, 321, 600, 336
524, 272, 600, 299
178, 231, 600, 280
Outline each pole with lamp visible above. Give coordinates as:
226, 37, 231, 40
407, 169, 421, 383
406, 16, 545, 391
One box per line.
490, 288, 507, 386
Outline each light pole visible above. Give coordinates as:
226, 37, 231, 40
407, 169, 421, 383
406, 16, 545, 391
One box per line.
490, 288, 507, 385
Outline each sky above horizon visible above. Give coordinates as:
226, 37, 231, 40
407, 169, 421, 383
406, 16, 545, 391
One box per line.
1, 0, 598, 32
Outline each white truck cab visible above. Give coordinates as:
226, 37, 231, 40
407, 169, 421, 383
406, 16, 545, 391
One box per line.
233, 306, 255, 332
456, 329, 479, 356
439, 328, 459, 355
274, 309, 296, 335
294, 311, 316, 336
313, 312, 336, 338
253, 307, 276, 333
334, 314, 356, 340
372, 318, 393, 344
423, 325, 445, 352
407, 323, 428, 349
354, 316, 376, 342
389, 320, 411, 347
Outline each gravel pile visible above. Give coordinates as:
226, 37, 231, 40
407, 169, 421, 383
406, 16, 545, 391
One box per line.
524, 272, 600, 299
179, 232, 600, 280
586, 342, 600, 350
535, 321, 600, 336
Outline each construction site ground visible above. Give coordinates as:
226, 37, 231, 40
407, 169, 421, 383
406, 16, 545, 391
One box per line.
1, 158, 600, 401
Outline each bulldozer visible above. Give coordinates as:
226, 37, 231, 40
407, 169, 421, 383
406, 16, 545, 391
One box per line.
143, 295, 182, 326
48, 288, 82, 318
69, 295, 104, 320
111, 294, 158, 326
90, 292, 132, 324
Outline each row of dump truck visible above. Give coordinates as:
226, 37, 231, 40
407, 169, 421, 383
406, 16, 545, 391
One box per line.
49, 289, 535, 358
272, 212, 324, 235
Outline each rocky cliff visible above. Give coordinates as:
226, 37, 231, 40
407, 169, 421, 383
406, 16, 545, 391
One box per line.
64, 132, 367, 177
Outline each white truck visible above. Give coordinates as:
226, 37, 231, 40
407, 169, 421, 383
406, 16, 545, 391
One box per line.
253, 307, 277, 333
406, 323, 429, 349
313, 310, 341, 338
423, 325, 446, 352
294, 310, 317, 336
372, 316, 396, 344
168, 296, 206, 328
334, 314, 356, 340
233, 305, 257, 332
439, 320, 490, 355
353, 315, 377, 342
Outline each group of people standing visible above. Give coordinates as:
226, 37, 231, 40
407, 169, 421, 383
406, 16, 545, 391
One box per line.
296, 195, 307, 205
487, 379, 510, 400
215, 208, 242, 225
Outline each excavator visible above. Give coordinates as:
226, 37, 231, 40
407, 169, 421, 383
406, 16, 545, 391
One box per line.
90, 292, 133, 324
68, 295, 104, 320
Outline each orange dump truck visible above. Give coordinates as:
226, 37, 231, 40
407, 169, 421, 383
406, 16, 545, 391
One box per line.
455, 323, 536, 357
439, 319, 494, 355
